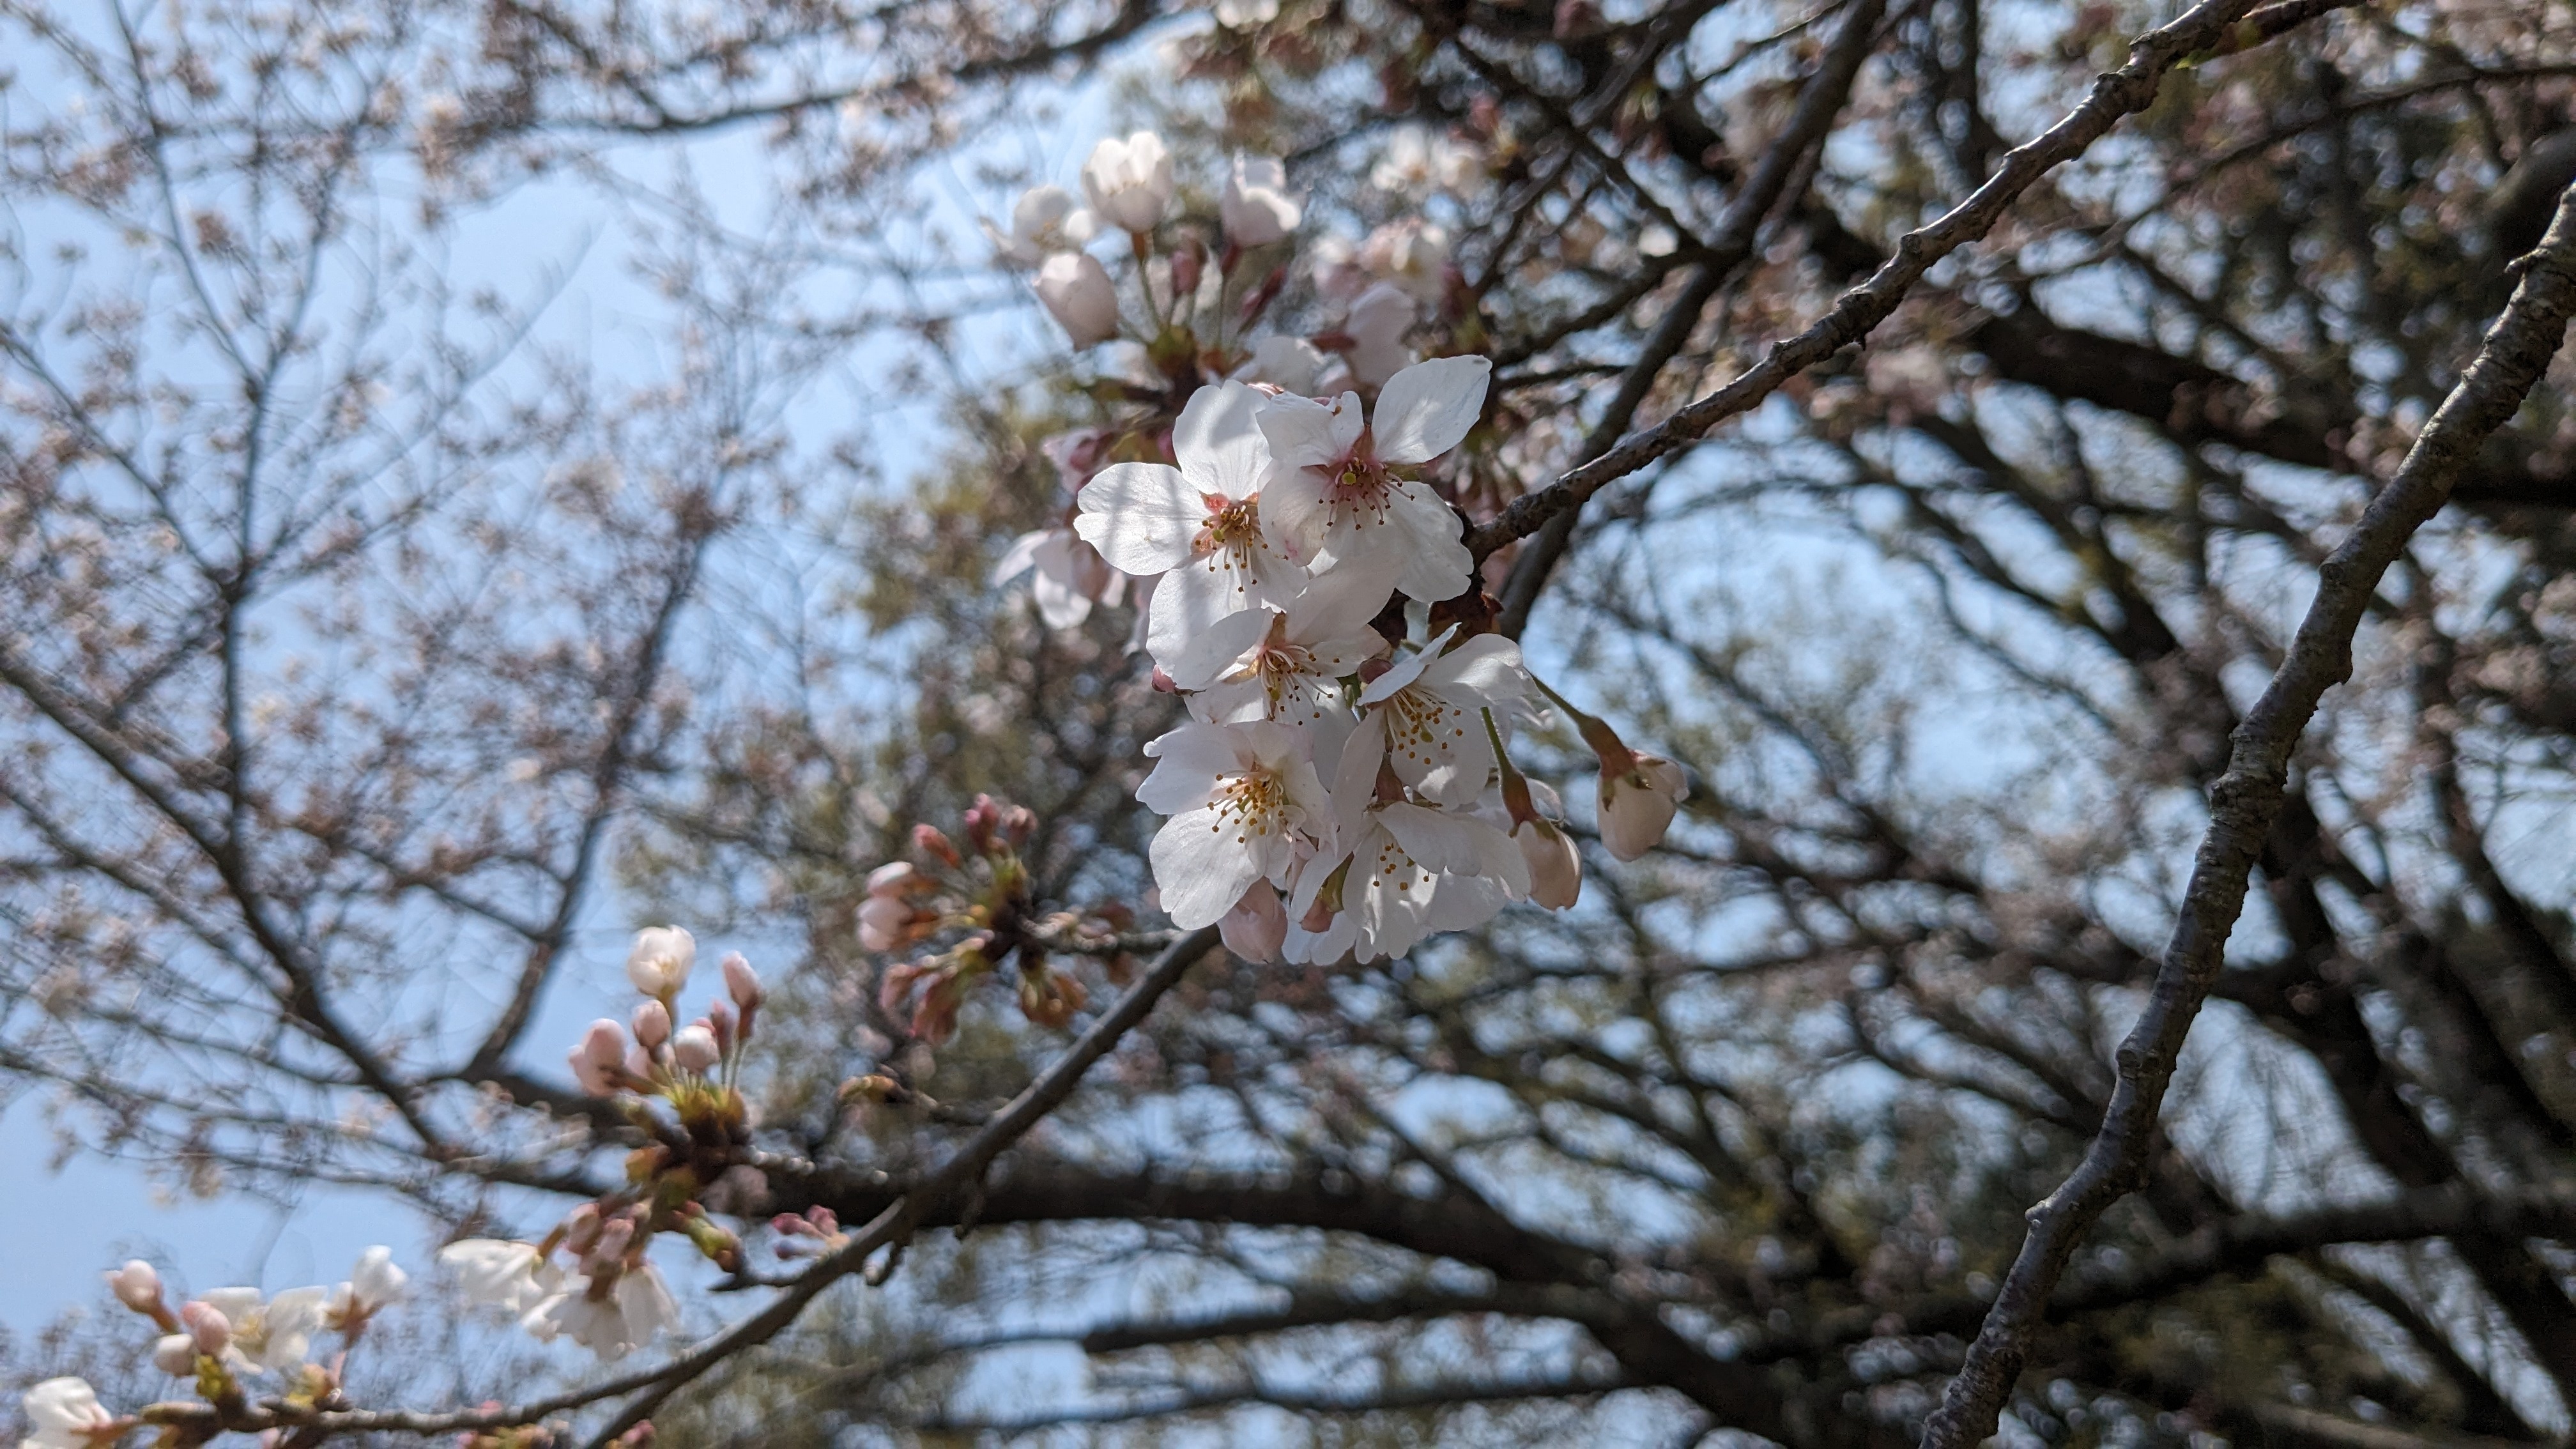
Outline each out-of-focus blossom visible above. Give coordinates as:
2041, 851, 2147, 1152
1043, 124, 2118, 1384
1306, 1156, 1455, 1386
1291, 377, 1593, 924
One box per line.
440, 1240, 558, 1316
993, 525, 1125, 629
1034, 251, 1120, 348
1082, 132, 1174, 234
625, 926, 695, 998
521, 1265, 680, 1362
19, 1378, 116, 1449
1221, 155, 1301, 246
984, 184, 1098, 266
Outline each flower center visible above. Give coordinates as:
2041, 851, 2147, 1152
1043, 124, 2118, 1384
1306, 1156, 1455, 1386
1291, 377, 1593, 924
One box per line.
1193, 495, 1266, 583
1383, 684, 1467, 763
1209, 769, 1287, 844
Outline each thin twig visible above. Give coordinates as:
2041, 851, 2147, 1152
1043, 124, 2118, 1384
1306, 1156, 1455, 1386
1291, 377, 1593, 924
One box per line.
1464, 0, 2292, 563
1915, 182, 2576, 1449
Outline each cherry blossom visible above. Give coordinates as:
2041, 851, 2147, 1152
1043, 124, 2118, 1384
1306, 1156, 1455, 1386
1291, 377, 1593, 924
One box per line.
1082, 132, 1174, 234
324, 1246, 408, 1335
195, 1284, 328, 1375
1285, 725, 1528, 963
993, 524, 1124, 629
1234, 335, 1327, 392
1136, 721, 1336, 929
440, 1239, 560, 1315
1075, 380, 1298, 662
1258, 355, 1489, 602
1514, 818, 1583, 909
1598, 751, 1688, 861
1220, 155, 1301, 246
626, 926, 694, 998
984, 185, 1098, 266
521, 1264, 681, 1361
1340, 280, 1416, 388
1353, 627, 1531, 805
103, 1260, 160, 1314
1163, 560, 1392, 726
1369, 124, 1483, 199
19, 1378, 117, 1449
1034, 251, 1120, 348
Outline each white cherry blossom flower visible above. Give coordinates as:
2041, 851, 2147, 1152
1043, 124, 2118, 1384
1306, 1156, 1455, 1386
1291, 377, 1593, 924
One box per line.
1370, 125, 1483, 199
984, 185, 1098, 266
440, 1239, 559, 1315
1221, 155, 1301, 246
993, 525, 1124, 629
196, 1285, 328, 1375
1165, 560, 1391, 726
1358, 218, 1452, 304
1285, 724, 1528, 963
1354, 627, 1531, 805
1137, 721, 1336, 929
1257, 355, 1489, 602
324, 1246, 408, 1331
522, 1264, 680, 1361
19, 1378, 116, 1449
1082, 132, 1174, 234
1341, 281, 1416, 388
150, 1335, 197, 1376
1075, 381, 1298, 662
1034, 251, 1120, 347
626, 926, 694, 997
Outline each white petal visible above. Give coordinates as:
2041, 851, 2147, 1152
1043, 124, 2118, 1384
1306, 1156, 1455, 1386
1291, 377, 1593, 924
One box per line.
1388, 481, 1473, 602
1372, 355, 1490, 464
1163, 601, 1276, 689
1136, 722, 1242, 813
1075, 461, 1203, 574
1152, 806, 1269, 928
1172, 381, 1270, 500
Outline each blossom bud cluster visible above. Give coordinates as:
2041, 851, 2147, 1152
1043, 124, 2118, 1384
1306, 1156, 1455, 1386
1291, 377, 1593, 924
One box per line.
571, 927, 763, 1100
862, 795, 1121, 1045
56, 1245, 413, 1436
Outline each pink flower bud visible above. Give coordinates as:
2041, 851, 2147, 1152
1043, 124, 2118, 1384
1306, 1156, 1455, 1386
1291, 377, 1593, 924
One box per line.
1514, 820, 1583, 909
859, 893, 916, 953
153, 1333, 197, 1375
913, 824, 962, 868
708, 1000, 738, 1056
105, 1259, 162, 1314
631, 999, 671, 1049
866, 861, 919, 897
672, 1023, 721, 1072
1000, 804, 1038, 847
1218, 882, 1288, 963
180, 1300, 231, 1355
721, 953, 763, 1009
963, 795, 1000, 853
572, 1018, 627, 1094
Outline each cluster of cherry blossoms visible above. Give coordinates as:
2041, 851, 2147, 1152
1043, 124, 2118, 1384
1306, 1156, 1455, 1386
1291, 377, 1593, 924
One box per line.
440, 927, 772, 1363
20, 1249, 411, 1447
977, 125, 1690, 965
